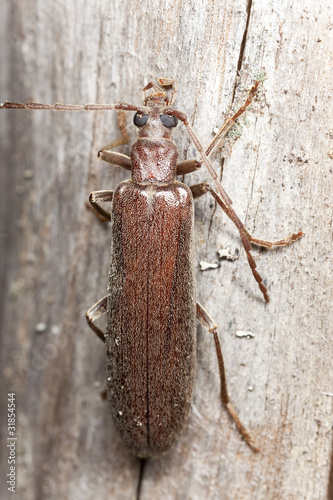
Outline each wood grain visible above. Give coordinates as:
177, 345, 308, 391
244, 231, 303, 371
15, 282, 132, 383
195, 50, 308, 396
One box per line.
0, 0, 332, 499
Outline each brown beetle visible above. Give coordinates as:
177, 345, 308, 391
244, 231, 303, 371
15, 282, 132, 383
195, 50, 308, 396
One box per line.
1, 79, 303, 457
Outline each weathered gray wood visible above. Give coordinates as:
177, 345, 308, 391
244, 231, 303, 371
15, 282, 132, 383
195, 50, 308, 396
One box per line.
0, 0, 332, 499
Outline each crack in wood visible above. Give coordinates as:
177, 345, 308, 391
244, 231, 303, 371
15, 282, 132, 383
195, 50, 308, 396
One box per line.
237, 0, 253, 78
136, 458, 146, 500
208, 0, 252, 234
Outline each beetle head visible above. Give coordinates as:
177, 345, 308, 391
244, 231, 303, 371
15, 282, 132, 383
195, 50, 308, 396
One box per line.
134, 79, 178, 140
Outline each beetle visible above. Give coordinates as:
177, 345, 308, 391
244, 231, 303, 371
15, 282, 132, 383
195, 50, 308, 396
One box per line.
1, 78, 303, 457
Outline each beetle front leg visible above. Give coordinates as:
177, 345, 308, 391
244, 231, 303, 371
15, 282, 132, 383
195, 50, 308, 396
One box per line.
191, 183, 303, 302
97, 110, 131, 170
196, 302, 259, 453
85, 296, 108, 342
98, 149, 131, 170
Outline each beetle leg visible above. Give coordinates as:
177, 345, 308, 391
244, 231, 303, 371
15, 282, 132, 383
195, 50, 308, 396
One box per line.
171, 82, 260, 208
196, 302, 259, 453
88, 190, 113, 222
85, 296, 108, 342
190, 183, 208, 199
176, 159, 202, 176
97, 110, 131, 170
190, 182, 303, 302
98, 150, 131, 170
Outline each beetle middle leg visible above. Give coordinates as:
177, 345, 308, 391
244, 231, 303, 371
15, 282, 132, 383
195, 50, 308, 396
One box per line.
88, 190, 113, 222
191, 183, 303, 302
196, 302, 259, 452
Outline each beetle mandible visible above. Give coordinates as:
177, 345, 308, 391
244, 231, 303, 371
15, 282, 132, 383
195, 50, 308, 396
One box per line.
1, 78, 303, 457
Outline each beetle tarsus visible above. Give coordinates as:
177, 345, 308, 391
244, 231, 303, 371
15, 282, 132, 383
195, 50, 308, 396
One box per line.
226, 403, 260, 453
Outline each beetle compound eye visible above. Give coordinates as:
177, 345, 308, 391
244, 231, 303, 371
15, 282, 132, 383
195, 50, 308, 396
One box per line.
134, 113, 149, 127
160, 114, 178, 128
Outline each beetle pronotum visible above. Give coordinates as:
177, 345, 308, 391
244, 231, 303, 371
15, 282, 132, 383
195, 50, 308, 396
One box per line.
1, 78, 303, 457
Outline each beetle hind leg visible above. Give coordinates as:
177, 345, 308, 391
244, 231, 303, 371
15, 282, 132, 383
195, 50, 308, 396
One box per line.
85, 295, 108, 342
196, 302, 260, 453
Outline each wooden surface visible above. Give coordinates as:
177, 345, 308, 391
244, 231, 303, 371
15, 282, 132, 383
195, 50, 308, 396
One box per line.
0, 0, 332, 499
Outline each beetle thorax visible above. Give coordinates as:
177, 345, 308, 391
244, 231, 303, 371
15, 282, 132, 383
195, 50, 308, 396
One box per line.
130, 137, 178, 184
